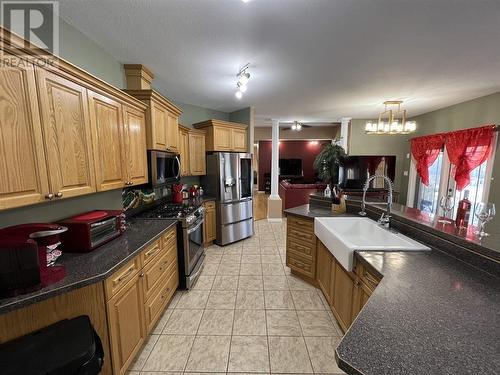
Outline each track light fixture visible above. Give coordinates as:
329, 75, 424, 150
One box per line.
235, 64, 250, 100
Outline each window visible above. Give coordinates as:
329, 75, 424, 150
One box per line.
409, 138, 496, 225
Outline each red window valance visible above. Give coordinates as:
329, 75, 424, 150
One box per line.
445, 125, 495, 190
410, 125, 496, 190
410, 134, 446, 185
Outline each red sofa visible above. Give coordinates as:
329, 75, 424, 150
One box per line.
279, 181, 327, 210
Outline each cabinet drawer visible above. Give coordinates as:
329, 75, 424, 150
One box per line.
287, 240, 314, 260
161, 227, 177, 249
144, 265, 178, 332
287, 254, 315, 278
141, 239, 162, 266
288, 216, 314, 232
143, 247, 178, 300
105, 256, 142, 299
288, 227, 315, 243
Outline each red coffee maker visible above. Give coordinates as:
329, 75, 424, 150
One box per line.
0, 223, 67, 297
172, 183, 184, 204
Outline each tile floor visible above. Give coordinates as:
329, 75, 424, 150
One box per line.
128, 219, 346, 375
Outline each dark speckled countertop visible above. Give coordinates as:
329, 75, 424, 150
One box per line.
0, 218, 177, 314
285, 203, 500, 374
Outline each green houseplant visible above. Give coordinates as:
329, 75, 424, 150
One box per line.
313, 142, 346, 187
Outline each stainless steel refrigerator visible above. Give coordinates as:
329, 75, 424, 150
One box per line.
202, 152, 254, 245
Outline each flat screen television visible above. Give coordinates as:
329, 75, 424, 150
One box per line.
279, 158, 303, 176
338, 155, 396, 190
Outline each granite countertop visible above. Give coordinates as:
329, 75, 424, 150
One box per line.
337, 249, 500, 375
284, 204, 347, 218
0, 218, 177, 314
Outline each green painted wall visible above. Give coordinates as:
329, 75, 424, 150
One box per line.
409, 91, 500, 229
349, 119, 411, 202
175, 101, 229, 129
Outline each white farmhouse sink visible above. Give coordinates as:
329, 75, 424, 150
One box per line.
314, 217, 430, 271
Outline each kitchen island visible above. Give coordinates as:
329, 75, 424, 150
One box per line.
284, 203, 500, 375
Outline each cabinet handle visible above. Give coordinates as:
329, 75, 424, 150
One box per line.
45, 193, 54, 200
114, 266, 135, 285
55, 192, 63, 198
363, 271, 379, 285
146, 246, 160, 258
139, 272, 144, 277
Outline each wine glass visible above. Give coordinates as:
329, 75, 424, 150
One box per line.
474, 202, 496, 237
438, 194, 455, 224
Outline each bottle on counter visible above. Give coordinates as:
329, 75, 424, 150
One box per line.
456, 190, 472, 228
199, 186, 204, 196
324, 184, 331, 198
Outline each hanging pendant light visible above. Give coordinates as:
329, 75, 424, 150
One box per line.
365, 100, 417, 135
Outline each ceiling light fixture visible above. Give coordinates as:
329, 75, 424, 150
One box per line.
235, 64, 251, 100
241, 0, 251, 3
365, 100, 417, 135
291, 121, 302, 131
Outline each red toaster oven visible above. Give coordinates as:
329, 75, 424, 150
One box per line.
58, 210, 125, 253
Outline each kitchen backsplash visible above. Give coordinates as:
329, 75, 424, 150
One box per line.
122, 185, 171, 211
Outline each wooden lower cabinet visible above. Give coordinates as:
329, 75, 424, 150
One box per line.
331, 260, 356, 332
107, 273, 146, 375
203, 201, 216, 244
316, 241, 335, 305
286, 215, 317, 280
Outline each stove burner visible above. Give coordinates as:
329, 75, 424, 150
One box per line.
140, 203, 198, 219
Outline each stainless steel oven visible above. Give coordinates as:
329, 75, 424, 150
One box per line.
148, 150, 180, 186
181, 206, 205, 289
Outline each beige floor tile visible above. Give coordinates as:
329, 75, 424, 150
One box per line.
263, 275, 289, 290
264, 290, 295, 309
228, 336, 270, 372
260, 247, 280, 255
205, 252, 223, 264
151, 308, 173, 334
176, 291, 210, 309
212, 275, 239, 290
163, 309, 203, 335
261, 254, 282, 263
223, 247, 243, 256
140, 372, 183, 375
240, 263, 263, 276
217, 262, 241, 276
200, 262, 219, 276
236, 290, 265, 309
291, 290, 326, 310
232, 309, 267, 335
198, 309, 235, 335
238, 275, 264, 290
241, 246, 261, 255
222, 253, 242, 263
129, 334, 159, 371
261, 263, 285, 275
143, 335, 194, 371
191, 275, 215, 290
304, 336, 345, 374
266, 310, 302, 336
206, 290, 237, 309
241, 254, 261, 263
168, 291, 184, 308
297, 310, 339, 336
268, 336, 313, 373
185, 335, 231, 372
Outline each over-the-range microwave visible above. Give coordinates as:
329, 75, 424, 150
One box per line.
148, 150, 180, 186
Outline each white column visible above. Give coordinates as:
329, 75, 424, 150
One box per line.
270, 119, 280, 198
339, 117, 351, 153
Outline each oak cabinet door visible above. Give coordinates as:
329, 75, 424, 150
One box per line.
123, 105, 148, 186
36, 68, 96, 199
203, 202, 216, 243
0, 57, 50, 209
231, 128, 247, 152
189, 133, 206, 175
316, 241, 333, 305
107, 273, 145, 375
151, 103, 168, 150
166, 113, 178, 152
332, 261, 355, 332
213, 126, 231, 151
179, 129, 190, 176
88, 90, 126, 191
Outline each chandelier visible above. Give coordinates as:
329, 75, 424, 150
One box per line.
365, 100, 417, 135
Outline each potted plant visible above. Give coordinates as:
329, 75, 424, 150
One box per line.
313, 141, 346, 195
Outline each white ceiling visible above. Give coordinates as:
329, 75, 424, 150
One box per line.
57, 0, 500, 126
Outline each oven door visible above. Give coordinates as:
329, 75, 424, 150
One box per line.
184, 217, 204, 276
149, 151, 180, 186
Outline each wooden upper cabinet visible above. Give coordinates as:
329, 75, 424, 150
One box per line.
123, 105, 148, 186
166, 113, 178, 152
189, 132, 206, 175
178, 126, 190, 176
88, 90, 126, 191
123, 90, 182, 153
193, 119, 248, 152
36, 68, 96, 199
0, 57, 50, 209
231, 127, 247, 152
